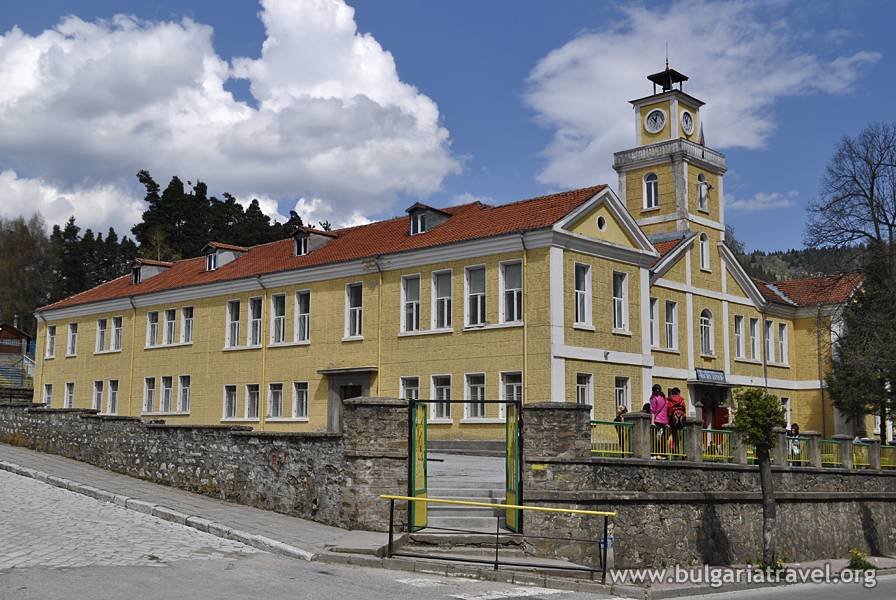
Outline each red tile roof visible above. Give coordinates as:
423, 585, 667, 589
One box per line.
753, 274, 862, 307
652, 236, 690, 262
40, 185, 607, 312
134, 258, 174, 267
204, 242, 249, 253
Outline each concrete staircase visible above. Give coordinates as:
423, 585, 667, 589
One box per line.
425, 452, 505, 532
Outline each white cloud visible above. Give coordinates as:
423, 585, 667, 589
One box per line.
0, 0, 458, 235
452, 192, 493, 205
727, 190, 798, 212
525, 0, 880, 190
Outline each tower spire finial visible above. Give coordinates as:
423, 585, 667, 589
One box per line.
665, 42, 669, 69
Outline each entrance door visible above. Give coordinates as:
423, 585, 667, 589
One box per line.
340, 384, 363, 400
326, 375, 369, 433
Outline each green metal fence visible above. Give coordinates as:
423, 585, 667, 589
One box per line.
787, 436, 810, 466
881, 446, 896, 470
853, 442, 871, 469
591, 420, 633, 458
702, 429, 733, 463
821, 439, 842, 467
651, 425, 686, 460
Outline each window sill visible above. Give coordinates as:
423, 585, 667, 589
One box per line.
700, 268, 712, 273
145, 342, 193, 351
266, 417, 310, 422
142, 411, 190, 417
700, 353, 717, 359
342, 335, 364, 342
222, 345, 262, 352
641, 207, 661, 214
734, 357, 762, 365
398, 328, 453, 337
462, 322, 523, 332
573, 323, 596, 332
65, 353, 77, 358
460, 418, 505, 424
269, 340, 310, 348
222, 418, 259, 423
93, 349, 122, 356
653, 347, 680, 354
428, 418, 454, 425
44, 356, 55, 361
612, 329, 632, 337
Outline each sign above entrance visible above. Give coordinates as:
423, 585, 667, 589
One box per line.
695, 368, 727, 384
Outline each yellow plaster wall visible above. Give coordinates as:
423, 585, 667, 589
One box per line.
568, 203, 637, 248
728, 305, 765, 379
693, 296, 724, 370
624, 164, 675, 220
638, 100, 672, 144
648, 285, 687, 369
686, 164, 721, 223
677, 101, 701, 144
565, 359, 644, 421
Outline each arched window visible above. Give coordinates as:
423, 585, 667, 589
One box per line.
697, 173, 709, 211
643, 173, 659, 209
699, 233, 710, 270
700, 309, 714, 356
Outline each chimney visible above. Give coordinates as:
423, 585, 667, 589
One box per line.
13, 314, 18, 329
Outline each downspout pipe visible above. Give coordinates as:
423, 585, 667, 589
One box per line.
256, 275, 268, 430
373, 255, 384, 396
128, 296, 137, 416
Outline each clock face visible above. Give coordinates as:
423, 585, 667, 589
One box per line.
645, 109, 666, 134
681, 111, 694, 135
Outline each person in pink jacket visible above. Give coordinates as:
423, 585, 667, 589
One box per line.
649, 384, 669, 427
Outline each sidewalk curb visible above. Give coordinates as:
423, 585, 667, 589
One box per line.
0, 459, 316, 562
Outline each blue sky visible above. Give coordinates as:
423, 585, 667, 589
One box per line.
0, 0, 893, 252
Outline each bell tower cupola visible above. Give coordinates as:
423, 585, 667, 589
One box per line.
613, 64, 727, 242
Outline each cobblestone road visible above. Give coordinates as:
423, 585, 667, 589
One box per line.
0, 470, 256, 570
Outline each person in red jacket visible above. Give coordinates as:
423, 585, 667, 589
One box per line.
667, 388, 687, 453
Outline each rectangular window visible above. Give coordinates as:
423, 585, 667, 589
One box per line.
161, 376, 173, 412
43, 383, 53, 407
147, 312, 159, 347
410, 212, 426, 235
164, 309, 176, 344
64, 382, 74, 408
432, 375, 451, 420
295, 291, 310, 342
664, 301, 678, 350
401, 376, 419, 401
246, 384, 260, 420
93, 381, 104, 411
223, 385, 237, 419
108, 380, 118, 414
574, 264, 591, 326
295, 236, 309, 256
271, 294, 286, 344
612, 272, 628, 331
45, 325, 56, 358
466, 373, 486, 419
293, 382, 308, 419
433, 271, 452, 329
501, 262, 523, 323
615, 377, 630, 411
178, 375, 191, 412
778, 323, 788, 365
96, 319, 107, 352
402, 275, 421, 332
268, 383, 283, 418
112, 316, 122, 350
181, 307, 193, 343
346, 283, 363, 338
226, 301, 240, 348
765, 320, 775, 363
734, 315, 744, 359
501, 372, 523, 403
249, 297, 263, 346
206, 252, 217, 271
143, 377, 155, 413
575, 373, 593, 407
466, 266, 486, 326
67, 323, 78, 355
749, 317, 759, 360
649, 298, 659, 347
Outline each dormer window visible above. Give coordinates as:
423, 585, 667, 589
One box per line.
206, 252, 218, 271
131, 266, 141, 284
411, 213, 427, 235
295, 236, 309, 256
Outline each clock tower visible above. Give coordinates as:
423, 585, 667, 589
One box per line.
613, 66, 727, 244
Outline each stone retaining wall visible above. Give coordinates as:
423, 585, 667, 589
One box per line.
522, 403, 896, 568
0, 398, 407, 532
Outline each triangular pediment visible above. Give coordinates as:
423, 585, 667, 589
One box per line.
555, 188, 657, 255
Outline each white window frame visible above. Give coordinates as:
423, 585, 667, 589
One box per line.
43, 383, 53, 407
180, 307, 193, 343
700, 309, 714, 356
699, 233, 711, 271
223, 385, 238, 419
295, 290, 311, 342
464, 265, 487, 327
499, 261, 523, 324
749, 317, 760, 360
500, 371, 523, 420
765, 320, 775, 364
615, 377, 631, 412
96, 318, 108, 352
400, 376, 420, 401
649, 298, 659, 347
206, 252, 217, 271
778, 323, 788, 365
431, 270, 452, 330
734, 315, 745, 359
112, 316, 122, 350
575, 373, 593, 414
67, 323, 78, 356
431, 375, 452, 421
401, 274, 421, 332
146, 312, 159, 347
664, 301, 678, 350
292, 382, 309, 419
178, 375, 191, 412
249, 296, 263, 346
164, 308, 176, 345
226, 300, 240, 348
161, 376, 173, 412
345, 283, 363, 339
246, 384, 260, 420
270, 294, 286, 344
64, 382, 74, 409
295, 236, 309, 256
45, 325, 56, 358
410, 212, 426, 235
268, 382, 284, 418
612, 272, 629, 332
93, 380, 103, 411
643, 173, 659, 209
464, 372, 487, 420
143, 377, 155, 413
107, 380, 118, 415
574, 263, 592, 327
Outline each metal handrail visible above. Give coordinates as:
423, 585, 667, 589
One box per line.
380, 494, 615, 582
821, 439, 842, 467
591, 420, 632, 458
651, 425, 686, 460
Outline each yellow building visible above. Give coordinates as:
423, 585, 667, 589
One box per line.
32, 66, 860, 439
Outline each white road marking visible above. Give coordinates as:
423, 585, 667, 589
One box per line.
451, 587, 572, 600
